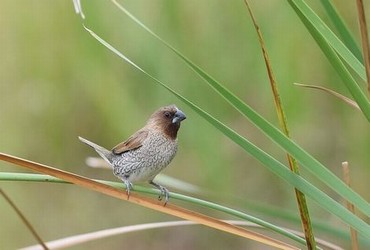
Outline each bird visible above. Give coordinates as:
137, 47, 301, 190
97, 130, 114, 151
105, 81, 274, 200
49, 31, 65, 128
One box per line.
78, 105, 186, 205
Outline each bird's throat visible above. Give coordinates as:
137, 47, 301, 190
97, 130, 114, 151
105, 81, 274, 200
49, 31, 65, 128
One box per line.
164, 123, 180, 140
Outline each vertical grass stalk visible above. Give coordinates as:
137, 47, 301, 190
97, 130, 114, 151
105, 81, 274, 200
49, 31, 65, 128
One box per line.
244, 1, 316, 249
0, 189, 48, 249
342, 162, 359, 250
355, 0, 370, 95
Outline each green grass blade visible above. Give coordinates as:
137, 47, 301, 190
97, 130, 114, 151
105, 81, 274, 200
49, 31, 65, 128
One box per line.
244, 1, 316, 248
107, 2, 370, 217
82, 25, 370, 238
288, 0, 370, 121
288, 0, 366, 82
6, 172, 367, 246
0, 172, 307, 246
244, 200, 370, 247
320, 0, 362, 61
6, 169, 363, 246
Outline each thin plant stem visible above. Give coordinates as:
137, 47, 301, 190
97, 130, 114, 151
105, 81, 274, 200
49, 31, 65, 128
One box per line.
342, 162, 359, 250
0, 152, 300, 250
244, 1, 317, 249
355, 0, 370, 95
0, 189, 48, 250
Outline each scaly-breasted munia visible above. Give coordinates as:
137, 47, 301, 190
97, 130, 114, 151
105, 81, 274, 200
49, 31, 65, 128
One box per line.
78, 105, 186, 204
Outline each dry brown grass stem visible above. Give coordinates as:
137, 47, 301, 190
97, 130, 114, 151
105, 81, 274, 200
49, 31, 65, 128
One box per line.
0, 152, 298, 250
342, 162, 359, 250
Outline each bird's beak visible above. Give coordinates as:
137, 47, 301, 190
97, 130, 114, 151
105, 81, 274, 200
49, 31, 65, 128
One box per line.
172, 109, 186, 124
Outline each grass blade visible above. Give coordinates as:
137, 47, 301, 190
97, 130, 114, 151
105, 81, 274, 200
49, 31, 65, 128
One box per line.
0, 172, 308, 246
81, 24, 370, 238
294, 83, 360, 110
342, 162, 359, 250
320, 0, 362, 61
107, 1, 370, 218
244, 1, 316, 249
21, 221, 342, 250
289, 0, 366, 82
1, 189, 48, 250
287, 0, 370, 121
0, 153, 298, 250
355, 0, 370, 95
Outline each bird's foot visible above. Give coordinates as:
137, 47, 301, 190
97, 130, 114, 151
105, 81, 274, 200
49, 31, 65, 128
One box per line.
150, 181, 170, 206
123, 180, 133, 200
158, 186, 169, 205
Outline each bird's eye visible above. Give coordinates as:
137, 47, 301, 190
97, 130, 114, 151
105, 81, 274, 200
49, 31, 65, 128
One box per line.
164, 111, 171, 118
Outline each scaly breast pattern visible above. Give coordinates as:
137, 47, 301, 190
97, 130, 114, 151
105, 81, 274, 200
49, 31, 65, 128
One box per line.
111, 130, 178, 183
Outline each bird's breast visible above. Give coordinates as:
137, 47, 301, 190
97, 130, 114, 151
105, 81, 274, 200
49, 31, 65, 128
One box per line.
142, 131, 178, 164
112, 131, 178, 182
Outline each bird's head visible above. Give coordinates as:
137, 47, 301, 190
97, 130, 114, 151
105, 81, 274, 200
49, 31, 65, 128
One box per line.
147, 105, 186, 139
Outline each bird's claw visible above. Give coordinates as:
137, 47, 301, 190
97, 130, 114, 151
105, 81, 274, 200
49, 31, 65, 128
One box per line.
123, 180, 133, 200
158, 186, 169, 205
150, 181, 170, 206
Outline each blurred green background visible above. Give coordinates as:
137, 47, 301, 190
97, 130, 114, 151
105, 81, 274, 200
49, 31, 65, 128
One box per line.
1, 0, 369, 249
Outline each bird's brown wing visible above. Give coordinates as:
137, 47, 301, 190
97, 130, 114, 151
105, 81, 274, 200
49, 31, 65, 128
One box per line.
112, 130, 149, 154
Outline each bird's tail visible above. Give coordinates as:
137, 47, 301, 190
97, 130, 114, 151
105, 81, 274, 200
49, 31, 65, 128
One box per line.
78, 136, 113, 165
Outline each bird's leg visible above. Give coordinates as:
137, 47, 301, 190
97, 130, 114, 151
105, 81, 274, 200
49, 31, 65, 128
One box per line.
149, 180, 169, 205
122, 179, 133, 200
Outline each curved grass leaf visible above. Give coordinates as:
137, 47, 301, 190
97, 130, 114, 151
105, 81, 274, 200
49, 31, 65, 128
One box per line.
294, 83, 360, 110
0, 154, 296, 250
0, 172, 307, 247
288, 0, 366, 82
21, 221, 341, 250
320, 0, 362, 61
107, 1, 370, 218
244, 1, 316, 248
82, 27, 370, 238
5, 172, 370, 246
287, 0, 370, 121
